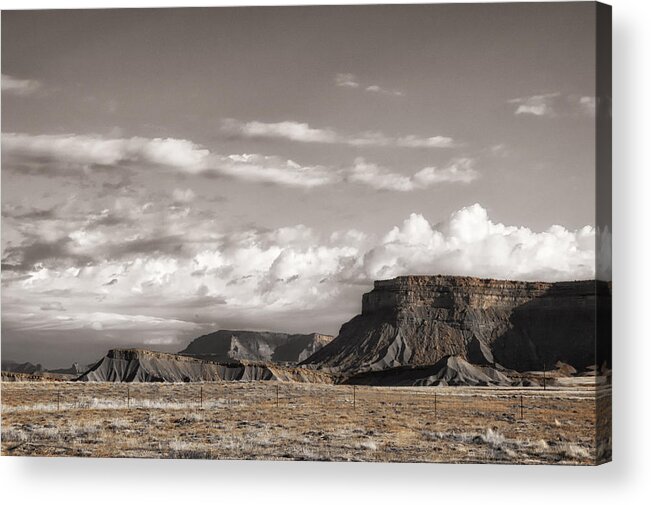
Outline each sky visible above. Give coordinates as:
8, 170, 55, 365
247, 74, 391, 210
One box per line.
1, 4, 599, 368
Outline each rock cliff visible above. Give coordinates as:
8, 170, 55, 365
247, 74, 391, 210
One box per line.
302, 275, 609, 374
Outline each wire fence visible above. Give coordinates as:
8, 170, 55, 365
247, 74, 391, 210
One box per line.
1, 380, 610, 423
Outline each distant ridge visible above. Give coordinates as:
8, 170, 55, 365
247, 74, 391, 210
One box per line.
1, 359, 44, 374
1, 359, 84, 378
179, 330, 334, 364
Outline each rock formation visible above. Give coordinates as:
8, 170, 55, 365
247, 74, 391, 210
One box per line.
302, 275, 608, 375
1, 360, 85, 380
47, 362, 83, 375
77, 349, 334, 383
179, 330, 334, 364
344, 356, 515, 387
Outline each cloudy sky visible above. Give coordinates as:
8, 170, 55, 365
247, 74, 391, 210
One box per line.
2, 4, 599, 367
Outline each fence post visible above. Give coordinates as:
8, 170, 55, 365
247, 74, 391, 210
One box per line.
434, 392, 437, 419
276, 384, 279, 408
57, 391, 60, 411
520, 395, 523, 420
200, 386, 203, 409
543, 362, 547, 391
353, 385, 356, 410
127, 385, 130, 410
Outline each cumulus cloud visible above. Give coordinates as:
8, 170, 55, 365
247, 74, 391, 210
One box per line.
222, 120, 455, 149
3, 203, 596, 315
349, 157, 478, 191
2, 222, 365, 337
2, 73, 41, 95
508, 93, 597, 117
363, 204, 595, 282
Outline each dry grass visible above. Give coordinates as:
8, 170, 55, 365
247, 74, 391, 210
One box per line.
1, 381, 611, 464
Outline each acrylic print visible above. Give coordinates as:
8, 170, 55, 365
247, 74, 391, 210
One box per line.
1, 3, 611, 464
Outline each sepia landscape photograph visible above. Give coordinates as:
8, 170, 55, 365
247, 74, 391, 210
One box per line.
1, 3, 611, 465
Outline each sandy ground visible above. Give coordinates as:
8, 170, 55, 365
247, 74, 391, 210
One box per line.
1, 381, 611, 464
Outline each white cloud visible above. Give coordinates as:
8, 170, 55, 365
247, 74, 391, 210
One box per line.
2, 203, 597, 348
508, 93, 597, 118
222, 119, 339, 143
508, 93, 561, 116
9, 309, 199, 333
2, 73, 41, 95
396, 135, 455, 148
2, 131, 475, 191
343, 131, 392, 147
413, 158, 479, 185
365, 84, 404, 97
1, 133, 210, 171
349, 157, 478, 191
335, 73, 404, 96
1, 132, 335, 188
335, 73, 360, 88
363, 204, 596, 282
222, 120, 455, 149
215, 154, 337, 188
349, 158, 417, 191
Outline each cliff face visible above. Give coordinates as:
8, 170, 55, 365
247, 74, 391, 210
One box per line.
179, 330, 334, 364
302, 275, 607, 374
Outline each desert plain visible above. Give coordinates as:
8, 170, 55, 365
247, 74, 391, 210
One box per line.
1, 380, 611, 464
